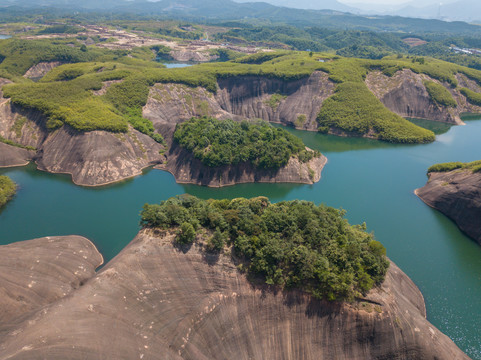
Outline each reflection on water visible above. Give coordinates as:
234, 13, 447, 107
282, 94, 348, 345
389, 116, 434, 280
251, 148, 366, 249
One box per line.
271, 123, 404, 153
181, 181, 304, 201
407, 117, 453, 135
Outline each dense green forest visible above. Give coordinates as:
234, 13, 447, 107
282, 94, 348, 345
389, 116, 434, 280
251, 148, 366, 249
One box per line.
140, 195, 390, 302
174, 117, 319, 168
0, 176, 16, 208
318, 82, 435, 143
428, 160, 481, 173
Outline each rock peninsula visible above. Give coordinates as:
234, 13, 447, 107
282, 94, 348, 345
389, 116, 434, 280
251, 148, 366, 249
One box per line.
416, 168, 481, 245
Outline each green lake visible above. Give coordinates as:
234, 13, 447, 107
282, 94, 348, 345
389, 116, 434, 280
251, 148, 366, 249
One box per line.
1, 119, 481, 358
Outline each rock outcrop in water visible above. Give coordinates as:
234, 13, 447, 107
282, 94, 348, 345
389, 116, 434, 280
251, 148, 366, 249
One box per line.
157, 142, 326, 187
416, 170, 481, 245
0, 232, 470, 359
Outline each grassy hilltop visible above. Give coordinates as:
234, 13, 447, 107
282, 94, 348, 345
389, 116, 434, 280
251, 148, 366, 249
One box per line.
2, 38, 481, 144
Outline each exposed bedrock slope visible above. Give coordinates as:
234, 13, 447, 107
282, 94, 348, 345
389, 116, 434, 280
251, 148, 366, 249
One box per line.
215, 71, 335, 131
416, 170, 481, 245
0, 143, 34, 168
0, 236, 103, 338
366, 70, 478, 124
23, 61, 63, 81
36, 126, 164, 186
0, 100, 165, 186
0, 232, 469, 360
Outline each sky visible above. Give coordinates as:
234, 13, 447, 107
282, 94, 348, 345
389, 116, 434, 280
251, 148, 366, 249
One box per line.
339, 0, 408, 2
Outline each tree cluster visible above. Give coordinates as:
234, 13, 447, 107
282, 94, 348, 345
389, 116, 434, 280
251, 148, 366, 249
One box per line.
140, 195, 390, 302
174, 117, 318, 169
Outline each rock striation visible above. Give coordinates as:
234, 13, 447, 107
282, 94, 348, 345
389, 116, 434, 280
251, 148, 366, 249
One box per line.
0, 232, 470, 359
366, 69, 479, 125
23, 61, 63, 81
0, 101, 165, 186
0, 236, 103, 337
416, 170, 481, 245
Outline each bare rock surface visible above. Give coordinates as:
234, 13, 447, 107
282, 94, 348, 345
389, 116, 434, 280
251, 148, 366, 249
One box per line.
0, 236, 103, 337
23, 61, 63, 81
36, 126, 164, 186
157, 142, 326, 187
215, 71, 335, 131
416, 170, 481, 245
169, 50, 217, 62
0, 232, 469, 360
366, 69, 467, 124
0, 143, 34, 167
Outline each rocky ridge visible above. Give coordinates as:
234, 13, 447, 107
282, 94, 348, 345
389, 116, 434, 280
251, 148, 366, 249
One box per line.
2, 67, 481, 186
416, 169, 481, 245
0, 232, 470, 360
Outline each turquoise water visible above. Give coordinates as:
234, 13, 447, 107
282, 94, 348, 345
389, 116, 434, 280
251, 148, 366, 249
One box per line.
1, 120, 481, 358
162, 62, 194, 68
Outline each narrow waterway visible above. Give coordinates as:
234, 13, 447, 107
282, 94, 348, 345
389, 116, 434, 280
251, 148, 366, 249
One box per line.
1, 118, 480, 358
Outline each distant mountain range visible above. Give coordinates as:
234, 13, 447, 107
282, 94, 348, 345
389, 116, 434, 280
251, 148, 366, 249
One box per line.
0, 0, 480, 33
233, 0, 357, 12
342, 0, 481, 23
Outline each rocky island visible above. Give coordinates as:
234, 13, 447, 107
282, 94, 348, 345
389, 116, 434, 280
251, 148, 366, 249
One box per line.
416, 161, 481, 245
0, 196, 471, 359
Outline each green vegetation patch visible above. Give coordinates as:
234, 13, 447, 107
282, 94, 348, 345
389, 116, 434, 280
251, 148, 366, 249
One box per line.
460, 88, 481, 106
0, 38, 121, 79
3, 73, 128, 132
428, 160, 481, 173
423, 80, 457, 107
10, 116, 27, 138
0, 175, 16, 208
318, 82, 435, 143
264, 93, 287, 110
0, 135, 36, 150
140, 195, 390, 302
174, 117, 319, 169
37, 25, 82, 35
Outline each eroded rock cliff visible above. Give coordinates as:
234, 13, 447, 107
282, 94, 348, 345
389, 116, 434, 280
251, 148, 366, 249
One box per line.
143, 78, 328, 187
0, 100, 165, 186
416, 170, 481, 245
157, 142, 326, 187
215, 71, 335, 131
23, 61, 63, 81
366, 69, 479, 124
0, 232, 469, 360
